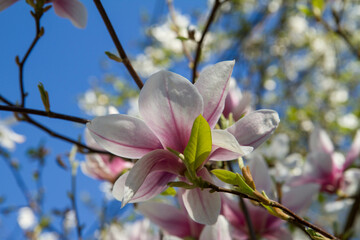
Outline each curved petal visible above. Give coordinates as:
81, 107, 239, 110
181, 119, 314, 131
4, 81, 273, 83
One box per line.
233, 92, 252, 121
199, 215, 231, 240
122, 149, 184, 205
309, 128, 334, 154
209, 130, 253, 161
195, 61, 235, 128
113, 171, 177, 204
182, 168, 221, 225
248, 154, 273, 195
52, 0, 88, 28
139, 71, 203, 152
137, 202, 192, 238
227, 110, 280, 149
344, 130, 360, 169
87, 114, 162, 159
282, 183, 319, 214
0, 0, 18, 11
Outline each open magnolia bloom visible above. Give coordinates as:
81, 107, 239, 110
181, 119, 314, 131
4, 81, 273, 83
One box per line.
222, 155, 319, 240
0, 0, 87, 28
291, 128, 360, 194
87, 61, 280, 224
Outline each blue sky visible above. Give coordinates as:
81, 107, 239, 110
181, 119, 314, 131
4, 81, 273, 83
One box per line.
0, 0, 206, 238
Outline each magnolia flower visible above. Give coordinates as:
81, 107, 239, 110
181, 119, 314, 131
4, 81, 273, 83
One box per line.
0, 0, 87, 29
223, 78, 252, 121
0, 116, 25, 151
87, 61, 280, 224
103, 219, 159, 240
291, 128, 360, 194
81, 129, 133, 183
222, 155, 319, 240
17, 207, 36, 230
138, 197, 232, 240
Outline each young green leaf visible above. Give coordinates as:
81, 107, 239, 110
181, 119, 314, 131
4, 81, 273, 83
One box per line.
234, 173, 256, 196
211, 169, 239, 185
38, 82, 50, 112
183, 114, 212, 173
167, 181, 197, 189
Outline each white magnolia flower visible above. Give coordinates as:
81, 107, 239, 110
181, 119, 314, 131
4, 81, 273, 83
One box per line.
17, 207, 36, 230
0, 116, 25, 150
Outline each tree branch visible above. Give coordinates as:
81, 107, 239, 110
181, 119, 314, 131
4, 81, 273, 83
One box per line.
192, 0, 222, 83
0, 105, 89, 124
93, 0, 144, 89
18, 10, 44, 107
204, 181, 339, 240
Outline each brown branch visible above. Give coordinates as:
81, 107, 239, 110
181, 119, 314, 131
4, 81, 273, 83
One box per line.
204, 182, 338, 240
0, 96, 108, 155
0, 105, 89, 124
192, 0, 222, 83
93, 0, 143, 89
342, 187, 360, 239
18, 10, 44, 107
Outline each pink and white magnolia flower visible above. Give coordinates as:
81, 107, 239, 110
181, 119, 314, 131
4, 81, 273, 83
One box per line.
0, 0, 87, 29
291, 128, 360, 193
81, 129, 133, 183
223, 78, 252, 121
87, 61, 280, 225
222, 154, 319, 240
138, 197, 232, 240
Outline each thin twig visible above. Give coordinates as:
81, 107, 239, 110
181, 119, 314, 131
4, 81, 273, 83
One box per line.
192, 0, 222, 83
70, 169, 82, 240
0, 96, 108, 154
18, 10, 44, 107
342, 187, 360, 238
93, 0, 143, 89
204, 182, 338, 240
166, 0, 194, 63
0, 105, 89, 124
228, 162, 256, 240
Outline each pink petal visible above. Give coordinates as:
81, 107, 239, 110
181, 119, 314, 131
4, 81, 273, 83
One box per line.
199, 215, 231, 240
137, 202, 192, 238
182, 168, 221, 225
139, 70, 203, 152
209, 130, 253, 161
0, 0, 18, 11
344, 130, 360, 169
52, 0, 87, 28
195, 61, 235, 129
121, 149, 184, 205
227, 110, 280, 149
282, 183, 319, 214
248, 154, 273, 194
232, 92, 252, 121
309, 128, 334, 154
112, 170, 177, 204
87, 114, 162, 159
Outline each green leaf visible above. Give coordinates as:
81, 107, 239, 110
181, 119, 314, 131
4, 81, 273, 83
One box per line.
161, 187, 177, 196
38, 82, 50, 112
211, 169, 238, 185
234, 173, 256, 196
167, 181, 197, 189
312, 0, 325, 17
183, 115, 212, 174
211, 169, 255, 196
105, 51, 123, 63
176, 36, 189, 41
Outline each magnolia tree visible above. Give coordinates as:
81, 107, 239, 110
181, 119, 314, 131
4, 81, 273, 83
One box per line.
1, 0, 360, 239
